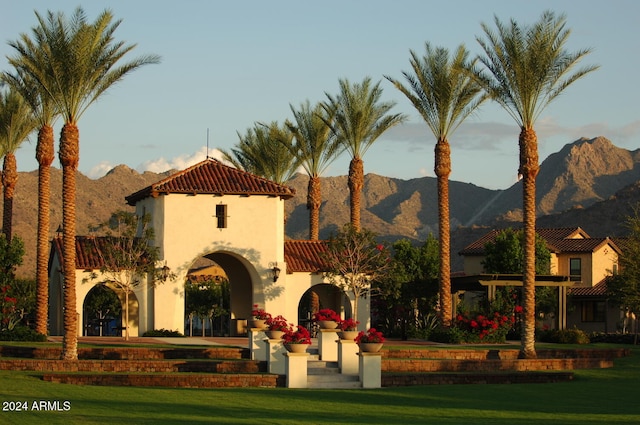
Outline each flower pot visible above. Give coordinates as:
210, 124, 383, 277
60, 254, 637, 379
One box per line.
358, 342, 383, 353
284, 343, 309, 353
249, 319, 267, 329
266, 330, 284, 339
317, 320, 338, 330
339, 330, 359, 340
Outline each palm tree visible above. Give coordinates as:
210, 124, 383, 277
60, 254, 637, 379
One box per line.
221, 121, 300, 185
286, 100, 342, 240
6, 7, 160, 359
472, 11, 598, 358
385, 43, 486, 328
323, 77, 406, 231
3, 67, 59, 336
0, 87, 37, 240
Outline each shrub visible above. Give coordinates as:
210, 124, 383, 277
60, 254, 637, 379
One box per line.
0, 325, 47, 342
428, 326, 466, 344
538, 327, 590, 344
142, 329, 184, 337
589, 332, 637, 344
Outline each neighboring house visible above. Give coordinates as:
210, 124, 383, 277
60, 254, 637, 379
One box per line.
456, 227, 623, 333
48, 159, 364, 337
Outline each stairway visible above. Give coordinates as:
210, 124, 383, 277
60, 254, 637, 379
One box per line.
306, 348, 361, 389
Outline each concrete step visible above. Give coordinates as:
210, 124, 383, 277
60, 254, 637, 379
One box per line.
308, 373, 360, 389
308, 360, 339, 375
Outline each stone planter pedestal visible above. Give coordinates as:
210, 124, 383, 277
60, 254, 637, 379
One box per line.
249, 328, 267, 361
285, 352, 309, 388
338, 339, 359, 375
318, 329, 339, 361
359, 352, 382, 388
267, 338, 286, 375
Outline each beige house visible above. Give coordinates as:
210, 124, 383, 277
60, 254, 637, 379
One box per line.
48, 159, 366, 337
456, 227, 623, 332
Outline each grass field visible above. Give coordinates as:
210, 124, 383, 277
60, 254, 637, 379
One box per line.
0, 344, 638, 425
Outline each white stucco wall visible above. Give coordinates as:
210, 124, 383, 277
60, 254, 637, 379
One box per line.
137, 192, 287, 332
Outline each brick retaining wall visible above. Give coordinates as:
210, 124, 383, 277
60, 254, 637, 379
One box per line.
42, 373, 283, 388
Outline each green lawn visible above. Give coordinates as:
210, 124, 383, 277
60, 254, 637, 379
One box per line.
0, 345, 638, 425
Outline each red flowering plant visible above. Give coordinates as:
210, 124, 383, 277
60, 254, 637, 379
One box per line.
454, 289, 522, 343
313, 308, 341, 322
0, 285, 18, 331
251, 304, 271, 321
265, 315, 289, 331
282, 325, 311, 344
355, 328, 385, 344
338, 318, 360, 331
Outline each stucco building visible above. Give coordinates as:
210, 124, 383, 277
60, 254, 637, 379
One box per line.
48, 159, 366, 337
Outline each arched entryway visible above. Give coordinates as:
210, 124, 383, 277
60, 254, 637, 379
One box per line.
82, 283, 139, 337
83, 284, 121, 336
184, 252, 255, 336
298, 284, 351, 336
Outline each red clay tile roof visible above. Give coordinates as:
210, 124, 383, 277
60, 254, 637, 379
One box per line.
50, 236, 112, 270
125, 158, 295, 205
52, 236, 333, 274
570, 277, 610, 297
458, 227, 621, 256
284, 240, 330, 273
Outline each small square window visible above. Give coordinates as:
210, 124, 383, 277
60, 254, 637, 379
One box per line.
216, 204, 227, 228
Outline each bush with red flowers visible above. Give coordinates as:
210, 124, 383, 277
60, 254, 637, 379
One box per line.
313, 308, 341, 322
266, 315, 289, 331
355, 328, 385, 344
338, 318, 359, 331
251, 304, 271, 321
282, 325, 311, 344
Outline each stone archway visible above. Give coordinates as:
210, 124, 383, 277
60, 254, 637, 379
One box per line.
82, 284, 122, 336
298, 284, 351, 335
184, 252, 255, 336
82, 283, 139, 337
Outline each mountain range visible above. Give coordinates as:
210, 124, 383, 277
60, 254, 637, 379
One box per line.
5, 136, 640, 278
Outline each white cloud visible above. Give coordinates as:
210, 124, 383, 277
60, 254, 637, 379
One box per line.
87, 161, 117, 179
136, 147, 226, 174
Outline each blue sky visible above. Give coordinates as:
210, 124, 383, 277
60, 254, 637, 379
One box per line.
2, 0, 638, 190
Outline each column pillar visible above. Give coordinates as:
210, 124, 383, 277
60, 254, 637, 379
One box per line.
267, 338, 286, 375
338, 339, 358, 375
285, 352, 309, 388
249, 328, 267, 361
318, 329, 339, 361
359, 352, 382, 388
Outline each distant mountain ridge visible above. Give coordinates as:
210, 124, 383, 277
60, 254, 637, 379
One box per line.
6, 136, 640, 278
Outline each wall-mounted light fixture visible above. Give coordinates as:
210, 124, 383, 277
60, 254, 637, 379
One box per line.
270, 262, 281, 282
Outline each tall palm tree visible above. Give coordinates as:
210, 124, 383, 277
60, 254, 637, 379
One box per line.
472, 11, 598, 358
323, 77, 406, 231
385, 43, 486, 328
6, 7, 160, 359
0, 87, 37, 240
286, 100, 342, 240
3, 67, 59, 336
221, 121, 300, 185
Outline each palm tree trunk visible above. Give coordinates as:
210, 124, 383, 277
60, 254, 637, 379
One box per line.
435, 139, 452, 327
60, 123, 79, 360
308, 176, 321, 240
348, 156, 364, 232
519, 126, 539, 359
1, 153, 17, 240
35, 125, 55, 335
